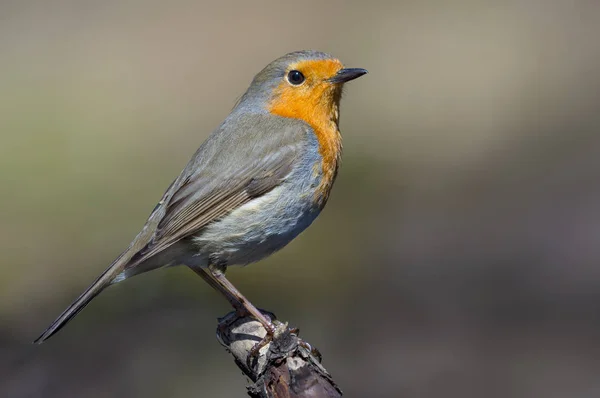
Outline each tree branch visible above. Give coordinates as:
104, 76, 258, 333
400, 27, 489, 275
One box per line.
216, 311, 342, 397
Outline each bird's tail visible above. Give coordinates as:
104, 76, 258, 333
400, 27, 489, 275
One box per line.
33, 254, 129, 344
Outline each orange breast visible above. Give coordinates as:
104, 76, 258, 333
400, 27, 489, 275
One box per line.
311, 122, 342, 207
268, 80, 342, 207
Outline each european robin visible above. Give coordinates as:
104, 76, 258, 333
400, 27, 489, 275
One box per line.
34, 50, 367, 351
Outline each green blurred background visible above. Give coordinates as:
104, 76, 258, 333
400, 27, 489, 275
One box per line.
2, 1, 600, 397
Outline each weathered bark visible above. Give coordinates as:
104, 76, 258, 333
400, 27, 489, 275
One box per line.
216, 311, 342, 397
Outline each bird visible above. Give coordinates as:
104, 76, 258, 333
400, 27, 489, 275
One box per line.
34, 50, 367, 350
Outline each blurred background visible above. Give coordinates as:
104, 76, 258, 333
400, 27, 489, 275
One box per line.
2, 1, 600, 397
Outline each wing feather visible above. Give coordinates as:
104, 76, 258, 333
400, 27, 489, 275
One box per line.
126, 117, 307, 267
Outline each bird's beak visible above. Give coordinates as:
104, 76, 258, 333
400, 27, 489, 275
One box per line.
327, 68, 368, 84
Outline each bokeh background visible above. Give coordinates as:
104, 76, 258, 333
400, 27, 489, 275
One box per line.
2, 1, 600, 397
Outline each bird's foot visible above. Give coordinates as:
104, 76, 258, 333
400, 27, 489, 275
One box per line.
246, 318, 278, 370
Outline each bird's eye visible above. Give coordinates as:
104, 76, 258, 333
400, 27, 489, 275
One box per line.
287, 70, 305, 85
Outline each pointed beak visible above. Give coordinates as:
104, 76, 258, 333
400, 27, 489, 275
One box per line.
327, 68, 368, 84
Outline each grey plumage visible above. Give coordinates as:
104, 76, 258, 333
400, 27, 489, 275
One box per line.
33, 50, 365, 344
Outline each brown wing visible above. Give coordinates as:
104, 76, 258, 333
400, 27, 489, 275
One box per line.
140, 154, 294, 261
126, 115, 308, 268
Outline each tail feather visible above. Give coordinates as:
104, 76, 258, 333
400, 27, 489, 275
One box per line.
33, 256, 127, 344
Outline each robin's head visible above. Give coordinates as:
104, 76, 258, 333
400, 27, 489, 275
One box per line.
236, 51, 367, 126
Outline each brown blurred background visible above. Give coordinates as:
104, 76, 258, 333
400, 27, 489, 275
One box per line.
2, 1, 600, 397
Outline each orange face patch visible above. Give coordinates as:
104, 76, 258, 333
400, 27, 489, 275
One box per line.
268, 59, 343, 122
268, 59, 344, 206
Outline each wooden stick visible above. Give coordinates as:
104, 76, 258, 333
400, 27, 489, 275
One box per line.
215, 311, 343, 398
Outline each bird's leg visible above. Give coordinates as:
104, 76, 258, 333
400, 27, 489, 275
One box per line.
191, 264, 277, 368
189, 266, 247, 339
189, 266, 245, 314
207, 264, 277, 336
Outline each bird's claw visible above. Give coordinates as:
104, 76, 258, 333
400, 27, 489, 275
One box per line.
299, 340, 322, 362
246, 332, 274, 370
286, 327, 322, 361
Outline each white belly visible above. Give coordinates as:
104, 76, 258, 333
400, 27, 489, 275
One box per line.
190, 184, 320, 266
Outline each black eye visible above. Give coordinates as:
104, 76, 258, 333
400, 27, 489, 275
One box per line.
287, 70, 305, 85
